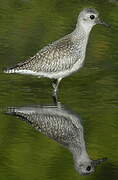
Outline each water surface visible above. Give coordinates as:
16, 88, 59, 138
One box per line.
0, 0, 118, 180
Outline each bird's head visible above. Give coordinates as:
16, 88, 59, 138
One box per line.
75, 157, 107, 176
77, 8, 110, 32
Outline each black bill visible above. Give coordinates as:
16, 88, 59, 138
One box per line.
96, 18, 111, 27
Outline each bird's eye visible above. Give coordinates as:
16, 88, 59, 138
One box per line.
90, 15, 95, 20
86, 166, 91, 171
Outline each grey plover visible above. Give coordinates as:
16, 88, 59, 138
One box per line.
4, 8, 109, 93
7, 104, 107, 176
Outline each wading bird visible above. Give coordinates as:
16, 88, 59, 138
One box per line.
4, 8, 109, 93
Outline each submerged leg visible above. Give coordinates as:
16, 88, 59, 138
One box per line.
52, 78, 62, 93
52, 78, 62, 107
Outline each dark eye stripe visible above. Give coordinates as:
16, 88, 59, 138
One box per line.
90, 15, 95, 19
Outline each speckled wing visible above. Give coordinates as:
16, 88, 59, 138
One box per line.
7, 105, 83, 147
5, 34, 81, 74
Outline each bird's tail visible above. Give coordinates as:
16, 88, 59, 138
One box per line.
4, 66, 17, 73
4, 56, 35, 74
6, 107, 36, 127
3, 61, 24, 73
4, 58, 33, 74
6, 107, 19, 115
6, 107, 29, 121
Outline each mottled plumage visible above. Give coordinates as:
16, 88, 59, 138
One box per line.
5, 35, 85, 78
4, 8, 109, 92
7, 104, 107, 175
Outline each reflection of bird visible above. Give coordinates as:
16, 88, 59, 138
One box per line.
7, 104, 107, 175
4, 8, 109, 93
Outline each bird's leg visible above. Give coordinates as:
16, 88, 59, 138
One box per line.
52, 89, 62, 108
52, 78, 62, 93
52, 92, 59, 105
52, 78, 62, 106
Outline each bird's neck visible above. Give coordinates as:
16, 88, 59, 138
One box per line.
72, 22, 93, 41
69, 130, 90, 165
70, 145, 90, 166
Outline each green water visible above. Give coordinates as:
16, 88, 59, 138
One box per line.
0, 0, 118, 179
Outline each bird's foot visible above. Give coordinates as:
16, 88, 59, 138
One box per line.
52, 90, 58, 105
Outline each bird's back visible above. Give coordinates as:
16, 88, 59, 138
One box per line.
7, 105, 83, 147
5, 33, 85, 78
